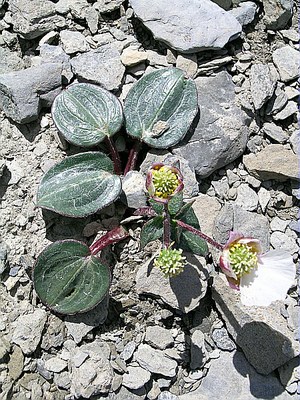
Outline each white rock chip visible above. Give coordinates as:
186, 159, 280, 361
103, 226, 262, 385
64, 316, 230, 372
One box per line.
12, 309, 47, 354
130, 0, 241, 53
45, 356, 68, 373
122, 365, 151, 389
235, 183, 258, 211
272, 46, 299, 82
135, 344, 177, 377
121, 47, 148, 66
249, 63, 276, 110
145, 326, 174, 350
60, 30, 89, 54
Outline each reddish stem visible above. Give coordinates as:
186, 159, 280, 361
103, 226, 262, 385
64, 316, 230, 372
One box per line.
163, 203, 171, 249
133, 207, 157, 217
124, 141, 142, 175
176, 220, 224, 250
89, 226, 129, 255
105, 137, 122, 175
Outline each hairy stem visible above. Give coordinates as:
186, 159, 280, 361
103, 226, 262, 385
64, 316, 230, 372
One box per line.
89, 226, 129, 255
105, 137, 122, 175
124, 141, 142, 176
133, 206, 157, 217
163, 203, 171, 249
176, 220, 224, 250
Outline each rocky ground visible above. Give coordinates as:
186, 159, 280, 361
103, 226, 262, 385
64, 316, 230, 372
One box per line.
0, 0, 299, 399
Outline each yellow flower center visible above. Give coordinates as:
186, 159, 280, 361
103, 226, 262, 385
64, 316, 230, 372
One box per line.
229, 243, 258, 278
154, 246, 186, 277
152, 166, 179, 199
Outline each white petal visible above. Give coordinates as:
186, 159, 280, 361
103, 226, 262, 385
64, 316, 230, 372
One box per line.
240, 250, 296, 306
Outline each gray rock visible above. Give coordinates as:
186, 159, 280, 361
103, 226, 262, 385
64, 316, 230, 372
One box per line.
270, 216, 289, 232
70, 340, 113, 398
175, 54, 198, 78
8, 345, 24, 380
53, 371, 71, 390
120, 341, 136, 361
140, 150, 199, 199
0, 47, 24, 74
178, 350, 292, 399
136, 254, 209, 313
94, 0, 124, 13
0, 63, 62, 123
158, 392, 179, 400
235, 184, 258, 211
190, 330, 208, 369
263, 0, 293, 30
0, 241, 8, 274
122, 365, 151, 389
249, 63, 276, 110
289, 130, 299, 155
44, 356, 68, 373
229, 1, 257, 26
135, 344, 177, 377
121, 171, 147, 209
273, 101, 297, 121
270, 231, 298, 254
173, 71, 250, 178
211, 327, 236, 351
145, 326, 174, 350
212, 275, 299, 375
265, 83, 288, 116
71, 43, 125, 90
60, 30, 89, 54
191, 194, 221, 238
213, 203, 270, 252
257, 187, 270, 212
12, 309, 47, 355
9, 0, 65, 39
39, 44, 73, 83
210, 0, 232, 10
262, 123, 289, 143
0, 335, 10, 361
243, 144, 299, 182
130, 0, 241, 53
65, 296, 109, 344
272, 46, 299, 82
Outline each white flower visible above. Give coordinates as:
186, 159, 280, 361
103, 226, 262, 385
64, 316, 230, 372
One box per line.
219, 232, 296, 306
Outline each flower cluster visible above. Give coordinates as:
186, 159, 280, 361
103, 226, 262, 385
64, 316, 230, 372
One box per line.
220, 232, 296, 306
154, 245, 186, 277
146, 163, 183, 203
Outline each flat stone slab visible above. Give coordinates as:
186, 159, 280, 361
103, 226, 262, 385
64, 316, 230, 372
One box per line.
212, 275, 299, 375
135, 344, 177, 377
243, 144, 299, 182
173, 71, 251, 178
136, 254, 209, 313
130, 0, 241, 53
178, 350, 292, 399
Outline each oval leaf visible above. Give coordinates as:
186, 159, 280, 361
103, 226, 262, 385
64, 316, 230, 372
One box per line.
52, 83, 123, 147
124, 68, 198, 149
179, 230, 209, 256
37, 152, 122, 217
33, 240, 110, 315
140, 216, 164, 249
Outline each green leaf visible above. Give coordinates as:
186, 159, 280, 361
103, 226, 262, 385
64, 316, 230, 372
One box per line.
124, 68, 198, 149
168, 192, 183, 216
140, 216, 163, 249
175, 200, 195, 219
180, 206, 200, 229
52, 83, 123, 147
179, 230, 209, 256
149, 198, 164, 215
37, 152, 122, 217
33, 240, 110, 315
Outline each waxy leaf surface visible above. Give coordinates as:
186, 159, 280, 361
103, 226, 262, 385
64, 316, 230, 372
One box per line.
52, 83, 123, 147
33, 240, 110, 315
124, 68, 198, 149
140, 216, 164, 249
37, 152, 122, 217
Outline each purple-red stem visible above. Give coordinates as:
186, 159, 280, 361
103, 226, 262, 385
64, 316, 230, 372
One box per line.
163, 203, 171, 249
176, 220, 224, 250
124, 141, 142, 176
89, 226, 129, 255
105, 137, 122, 175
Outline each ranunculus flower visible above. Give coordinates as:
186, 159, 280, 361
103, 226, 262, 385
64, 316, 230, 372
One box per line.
219, 231, 296, 306
146, 163, 184, 204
